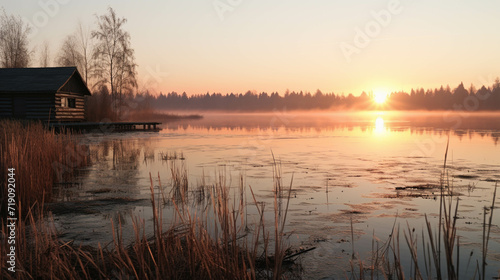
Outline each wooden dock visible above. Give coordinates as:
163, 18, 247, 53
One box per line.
48, 121, 161, 133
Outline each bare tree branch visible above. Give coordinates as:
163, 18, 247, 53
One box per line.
0, 9, 31, 68
56, 23, 94, 88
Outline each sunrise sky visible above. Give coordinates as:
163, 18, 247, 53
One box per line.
3, 0, 500, 96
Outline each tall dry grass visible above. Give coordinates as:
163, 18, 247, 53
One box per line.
1, 152, 294, 279
0, 120, 89, 215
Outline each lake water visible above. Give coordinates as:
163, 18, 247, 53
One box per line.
51, 111, 500, 279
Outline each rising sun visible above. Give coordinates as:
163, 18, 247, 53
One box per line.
373, 89, 389, 104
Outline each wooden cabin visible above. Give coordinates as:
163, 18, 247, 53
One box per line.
0, 67, 91, 122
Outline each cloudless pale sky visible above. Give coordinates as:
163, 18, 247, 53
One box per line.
2, 0, 500, 96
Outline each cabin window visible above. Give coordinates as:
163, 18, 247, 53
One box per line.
68, 98, 76, 108
61, 97, 76, 108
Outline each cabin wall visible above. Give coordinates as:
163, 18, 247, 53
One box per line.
55, 91, 86, 122
0, 96, 13, 118
25, 95, 56, 120
0, 92, 87, 122
0, 93, 55, 121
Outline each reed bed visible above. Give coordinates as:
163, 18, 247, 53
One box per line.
1, 151, 294, 279
0, 120, 89, 215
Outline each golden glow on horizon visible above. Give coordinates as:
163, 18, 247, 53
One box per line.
373, 89, 389, 104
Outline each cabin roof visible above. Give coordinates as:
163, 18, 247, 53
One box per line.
0, 67, 91, 95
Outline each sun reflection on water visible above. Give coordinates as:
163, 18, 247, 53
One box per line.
374, 116, 386, 134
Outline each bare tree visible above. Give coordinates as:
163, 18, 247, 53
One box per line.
56, 22, 94, 86
39, 41, 50, 67
56, 34, 82, 67
92, 7, 137, 116
0, 9, 31, 68
76, 22, 93, 86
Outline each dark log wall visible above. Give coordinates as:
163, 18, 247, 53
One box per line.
0, 96, 12, 118
25, 95, 56, 120
0, 94, 55, 121
0, 92, 86, 122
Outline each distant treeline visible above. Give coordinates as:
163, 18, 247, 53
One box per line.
134, 80, 500, 111
86, 80, 500, 120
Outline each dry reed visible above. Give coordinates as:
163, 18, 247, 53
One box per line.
351, 141, 499, 279
1, 150, 295, 279
0, 120, 89, 216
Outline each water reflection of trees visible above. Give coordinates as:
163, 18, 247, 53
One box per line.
111, 140, 141, 170
154, 158, 248, 219
55, 139, 151, 203
88, 138, 151, 169
163, 114, 500, 145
